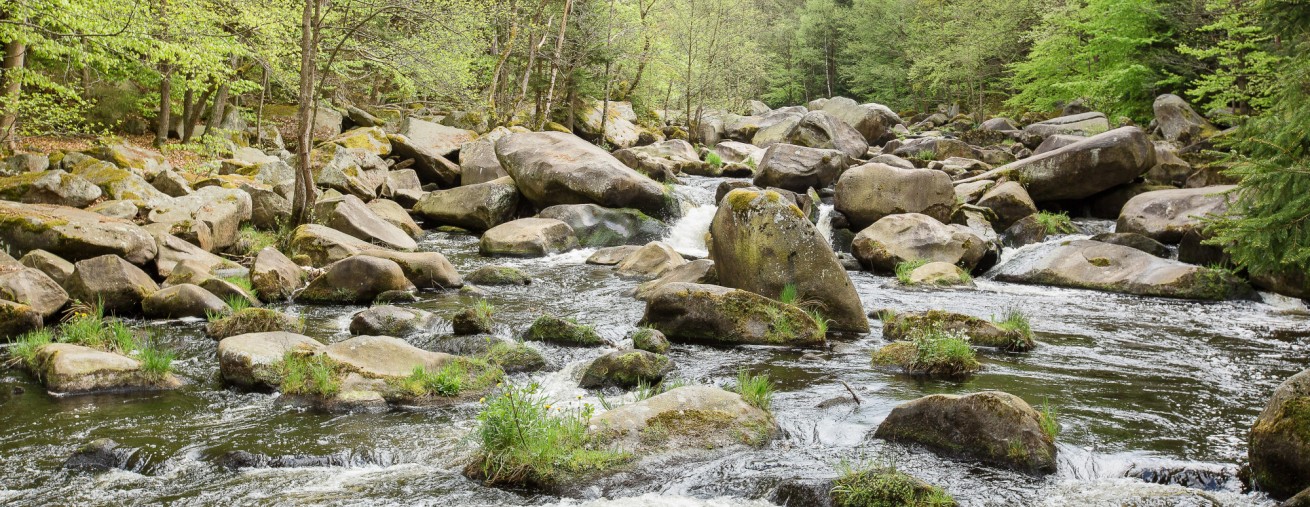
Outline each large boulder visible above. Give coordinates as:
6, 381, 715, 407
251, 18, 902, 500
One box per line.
84, 142, 169, 178
1153, 94, 1218, 145
311, 147, 387, 200
613, 140, 707, 181
852, 214, 989, 272
479, 218, 578, 257
711, 189, 868, 333
1116, 186, 1236, 244
413, 176, 520, 231
835, 163, 955, 230
349, 305, 439, 336
592, 385, 776, 450
325, 335, 454, 379
150, 230, 238, 280
495, 132, 674, 218
65, 255, 159, 315
1023, 112, 1110, 138
146, 186, 253, 250
67, 158, 171, 209
458, 127, 512, 186
0, 170, 102, 207
575, 99, 641, 149
0, 264, 69, 319
286, 224, 375, 266
538, 204, 666, 247
991, 239, 1255, 300
312, 194, 417, 251
18, 249, 74, 286
751, 111, 803, 147
389, 133, 461, 187
752, 144, 848, 193
398, 116, 476, 158
366, 250, 462, 290
975, 181, 1038, 231
874, 391, 1057, 473
365, 198, 422, 238
785, 111, 869, 161
0, 202, 157, 265
141, 283, 229, 319
1250, 368, 1310, 500
297, 255, 415, 304
0, 300, 42, 339
820, 97, 901, 143
640, 282, 824, 347
35, 343, 181, 393
206, 308, 303, 340
615, 241, 686, 279
329, 126, 390, 157
218, 332, 324, 389
966, 127, 1155, 201
251, 247, 303, 301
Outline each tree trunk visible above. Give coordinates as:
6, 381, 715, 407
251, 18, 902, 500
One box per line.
202, 81, 231, 142
155, 65, 172, 147
183, 83, 215, 143
0, 35, 26, 152
627, 0, 658, 97
539, 0, 572, 129
293, 0, 321, 226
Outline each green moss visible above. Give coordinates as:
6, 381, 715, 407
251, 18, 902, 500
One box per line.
205, 308, 304, 340
831, 463, 956, 507
641, 408, 774, 449
524, 314, 603, 346
872, 327, 981, 378
466, 265, 531, 286
481, 341, 546, 373
391, 357, 503, 399
895, 259, 931, 285
1087, 257, 1112, 267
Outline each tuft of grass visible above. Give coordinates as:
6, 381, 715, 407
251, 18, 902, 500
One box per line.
872, 327, 981, 378
779, 283, 799, 305
993, 306, 1032, 341
894, 259, 930, 285
236, 225, 278, 258
910, 149, 937, 162
222, 295, 251, 314
831, 458, 955, 507
278, 351, 342, 397
706, 151, 724, 169
1039, 400, 1060, 439
1034, 211, 1076, 234
472, 382, 631, 487
10, 329, 54, 373
806, 309, 830, 336
734, 368, 776, 413
475, 299, 495, 321
395, 358, 503, 398
136, 338, 175, 383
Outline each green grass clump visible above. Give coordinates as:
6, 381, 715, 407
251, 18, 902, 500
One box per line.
1034, 211, 1077, 234
993, 306, 1032, 341
471, 382, 630, 487
10, 329, 54, 372
236, 225, 279, 258
1039, 400, 1060, 439
830, 459, 955, 507
395, 358, 503, 398
7, 301, 174, 382
872, 327, 981, 378
278, 351, 343, 397
894, 259, 930, 285
734, 368, 776, 413
779, 283, 799, 305
136, 338, 176, 383
706, 151, 724, 169
524, 314, 604, 346
910, 149, 937, 162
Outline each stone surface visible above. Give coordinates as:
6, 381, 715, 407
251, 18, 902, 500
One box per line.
141, 284, 229, 319
1116, 186, 1236, 244
0, 202, 158, 265
579, 350, 672, 388
592, 385, 776, 450
495, 132, 674, 218
0, 300, 43, 339
975, 181, 1037, 231
752, 143, 848, 193
218, 332, 324, 389
836, 163, 955, 230
874, 391, 1057, 473
0, 170, 102, 207
785, 110, 869, 161
252, 248, 304, 301
0, 264, 68, 319
325, 335, 454, 379
538, 204, 667, 248
18, 250, 74, 286
312, 194, 417, 251
297, 255, 416, 304
479, 218, 578, 257
1154, 94, 1218, 145
964, 127, 1155, 201
1250, 368, 1310, 500
65, 255, 159, 315
852, 213, 989, 273
615, 241, 686, 279
348, 305, 439, 336
414, 176, 520, 231
586, 245, 641, 265
640, 282, 824, 347
36, 343, 180, 394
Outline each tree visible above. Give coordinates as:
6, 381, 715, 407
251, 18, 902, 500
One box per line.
1177, 0, 1281, 116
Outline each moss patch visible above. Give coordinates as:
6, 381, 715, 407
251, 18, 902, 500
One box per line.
524, 314, 604, 346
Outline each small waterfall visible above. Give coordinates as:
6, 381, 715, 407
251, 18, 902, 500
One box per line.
663, 176, 726, 258
815, 203, 835, 245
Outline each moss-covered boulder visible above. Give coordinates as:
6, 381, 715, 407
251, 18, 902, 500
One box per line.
141, 283, 229, 319
349, 305, 439, 336
830, 466, 957, 507
882, 310, 1033, 352
466, 265, 531, 286
495, 131, 677, 219
579, 350, 672, 388
329, 126, 391, 157
630, 328, 670, 354
874, 391, 1057, 474
538, 204, 667, 248
67, 157, 171, 209
65, 255, 158, 315
0, 264, 69, 320
0, 202, 158, 265
640, 282, 824, 347
252, 248, 303, 301
524, 314, 604, 346
711, 189, 868, 334
0, 300, 43, 339
479, 218, 578, 257
592, 385, 777, 450
217, 332, 324, 389
482, 341, 547, 373
452, 306, 493, 335
0, 170, 102, 207
1250, 368, 1310, 500
311, 194, 417, 251
297, 255, 416, 304
991, 239, 1255, 300
206, 308, 304, 340
413, 176, 520, 231
34, 343, 182, 394
752, 143, 848, 193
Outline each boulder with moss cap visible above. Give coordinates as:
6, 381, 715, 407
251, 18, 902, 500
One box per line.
1250, 368, 1310, 500
640, 282, 824, 347
874, 391, 1057, 474
0, 202, 158, 265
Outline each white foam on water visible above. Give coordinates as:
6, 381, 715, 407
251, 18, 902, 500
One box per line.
815, 203, 835, 246
665, 205, 717, 258
554, 493, 779, 507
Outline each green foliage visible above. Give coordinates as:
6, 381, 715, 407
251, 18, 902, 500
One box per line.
236, 226, 279, 258
831, 458, 955, 507
734, 368, 775, 413
473, 382, 630, 487
993, 306, 1032, 340
6, 301, 173, 381
278, 352, 342, 397
895, 259, 930, 285
1034, 211, 1076, 234
1039, 400, 1060, 439
1176, 0, 1281, 115
401, 363, 465, 397
1006, 0, 1167, 121
136, 338, 176, 383
9, 329, 54, 373
873, 326, 981, 378
779, 283, 799, 305
706, 151, 724, 169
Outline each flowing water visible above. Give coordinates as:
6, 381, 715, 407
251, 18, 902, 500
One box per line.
1, 176, 1308, 506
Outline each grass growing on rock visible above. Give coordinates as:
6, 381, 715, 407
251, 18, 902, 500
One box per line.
525, 314, 604, 346
1039, 400, 1060, 439
993, 306, 1033, 349
734, 368, 776, 413
706, 151, 724, 169
1034, 211, 1077, 234
894, 259, 930, 285
872, 327, 981, 378
6, 301, 175, 382
830, 458, 956, 507
236, 225, 280, 258
393, 358, 503, 398
469, 382, 631, 488
277, 351, 343, 397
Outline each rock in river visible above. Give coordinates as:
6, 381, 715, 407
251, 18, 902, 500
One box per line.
1250, 367, 1310, 500
874, 391, 1057, 474
495, 132, 676, 218
640, 282, 824, 347
0, 202, 158, 265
